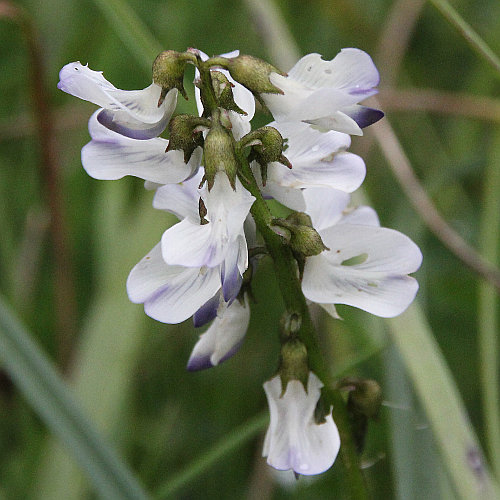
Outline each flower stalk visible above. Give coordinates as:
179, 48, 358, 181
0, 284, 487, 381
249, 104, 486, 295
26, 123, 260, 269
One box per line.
237, 155, 369, 497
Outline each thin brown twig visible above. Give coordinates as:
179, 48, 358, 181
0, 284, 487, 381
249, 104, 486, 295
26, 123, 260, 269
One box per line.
378, 87, 500, 122
1, 1, 78, 367
369, 99, 500, 293
375, 0, 426, 87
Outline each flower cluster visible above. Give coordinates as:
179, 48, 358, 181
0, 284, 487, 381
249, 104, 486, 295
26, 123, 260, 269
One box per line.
59, 47, 421, 477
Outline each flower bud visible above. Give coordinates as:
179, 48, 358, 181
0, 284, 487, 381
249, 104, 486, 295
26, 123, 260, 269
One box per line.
279, 339, 309, 392
167, 114, 209, 163
339, 377, 383, 453
203, 120, 239, 190
272, 213, 329, 257
152, 50, 195, 102
225, 54, 285, 96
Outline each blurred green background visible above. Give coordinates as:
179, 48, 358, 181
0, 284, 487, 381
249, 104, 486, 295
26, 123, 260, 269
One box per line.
1, 0, 500, 498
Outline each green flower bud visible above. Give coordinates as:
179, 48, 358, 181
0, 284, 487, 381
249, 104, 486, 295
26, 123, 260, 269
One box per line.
152, 50, 196, 102
339, 377, 383, 453
203, 118, 238, 190
239, 126, 291, 185
279, 339, 309, 393
272, 213, 329, 257
225, 54, 285, 96
167, 114, 210, 163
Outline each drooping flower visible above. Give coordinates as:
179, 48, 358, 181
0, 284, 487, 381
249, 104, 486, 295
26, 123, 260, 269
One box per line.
300, 189, 422, 317
263, 372, 340, 475
261, 48, 384, 135
187, 292, 250, 371
58, 62, 178, 139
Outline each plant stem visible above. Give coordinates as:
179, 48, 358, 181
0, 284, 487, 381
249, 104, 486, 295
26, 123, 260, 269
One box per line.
237, 156, 369, 499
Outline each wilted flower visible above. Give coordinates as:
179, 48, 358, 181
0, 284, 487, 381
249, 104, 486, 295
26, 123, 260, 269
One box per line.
263, 372, 340, 475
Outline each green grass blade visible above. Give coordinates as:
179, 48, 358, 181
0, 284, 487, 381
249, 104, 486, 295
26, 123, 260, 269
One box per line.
387, 305, 500, 499
90, 0, 163, 71
428, 0, 500, 76
0, 295, 150, 500
478, 128, 500, 478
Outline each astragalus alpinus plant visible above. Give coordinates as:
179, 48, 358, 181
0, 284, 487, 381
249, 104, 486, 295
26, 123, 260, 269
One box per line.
58, 48, 421, 478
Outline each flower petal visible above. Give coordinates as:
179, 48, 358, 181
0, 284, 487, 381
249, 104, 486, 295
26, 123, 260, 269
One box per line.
287, 49, 380, 94
263, 373, 340, 475
58, 62, 177, 137
302, 225, 422, 317
153, 170, 204, 221
126, 243, 221, 323
187, 294, 250, 371
81, 112, 200, 183
342, 105, 384, 129
268, 121, 365, 192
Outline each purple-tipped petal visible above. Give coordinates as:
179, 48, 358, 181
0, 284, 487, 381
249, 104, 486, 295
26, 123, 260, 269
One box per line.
193, 292, 221, 327
343, 105, 384, 129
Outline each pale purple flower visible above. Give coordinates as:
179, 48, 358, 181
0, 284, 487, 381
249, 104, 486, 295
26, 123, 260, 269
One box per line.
301, 189, 422, 317
58, 62, 177, 139
261, 49, 383, 135
263, 372, 340, 475
187, 293, 250, 371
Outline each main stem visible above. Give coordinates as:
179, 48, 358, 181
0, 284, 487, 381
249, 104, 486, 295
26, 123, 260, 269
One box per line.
237, 157, 369, 499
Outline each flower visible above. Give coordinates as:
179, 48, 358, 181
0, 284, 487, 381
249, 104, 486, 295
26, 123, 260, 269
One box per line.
187, 292, 250, 371
127, 168, 255, 323
300, 189, 422, 317
58, 62, 177, 139
263, 372, 340, 475
255, 120, 365, 211
81, 111, 202, 184
261, 49, 384, 135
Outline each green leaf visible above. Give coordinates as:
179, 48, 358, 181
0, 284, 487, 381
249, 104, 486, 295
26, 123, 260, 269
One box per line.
0, 295, 150, 500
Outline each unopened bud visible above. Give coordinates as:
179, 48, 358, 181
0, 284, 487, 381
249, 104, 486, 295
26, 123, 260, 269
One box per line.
153, 50, 195, 102
225, 54, 285, 95
167, 114, 209, 163
272, 213, 329, 257
279, 339, 309, 393
203, 120, 238, 190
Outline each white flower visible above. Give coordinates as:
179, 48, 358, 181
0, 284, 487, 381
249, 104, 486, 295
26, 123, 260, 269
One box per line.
126, 242, 222, 324
127, 168, 255, 324
261, 49, 383, 135
255, 121, 365, 211
263, 372, 340, 475
301, 189, 422, 317
58, 61, 177, 139
80, 111, 202, 184
161, 171, 255, 272
187, 293, 250, 371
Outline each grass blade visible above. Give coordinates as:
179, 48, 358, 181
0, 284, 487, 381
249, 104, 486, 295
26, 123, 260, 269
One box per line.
0, 295, 149, 500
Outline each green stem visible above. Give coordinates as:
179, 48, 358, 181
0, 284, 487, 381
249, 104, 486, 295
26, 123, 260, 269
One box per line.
237, 157, 369, 499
